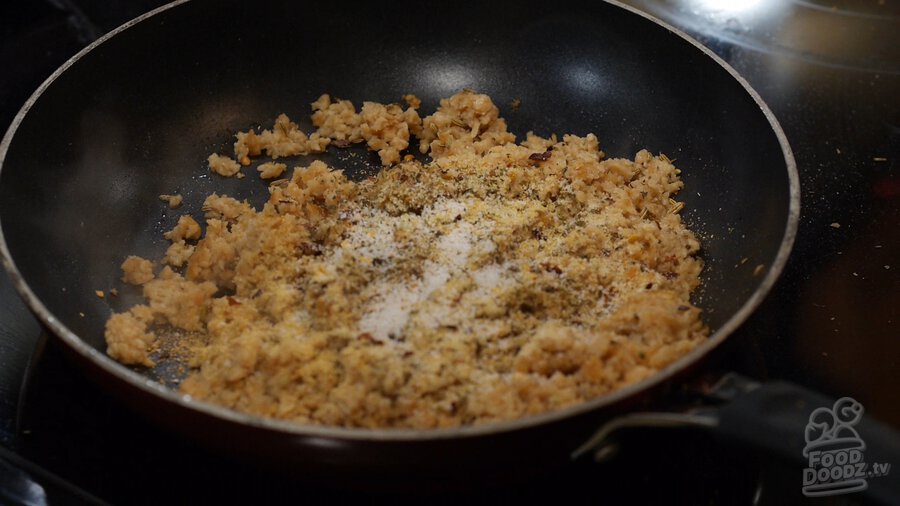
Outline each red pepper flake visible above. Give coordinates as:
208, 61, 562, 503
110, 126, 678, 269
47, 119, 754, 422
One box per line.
227, 296, 241, 306
677, 305, 690, 312
298, 242, 321, 256
358, 332, 383, 345
529, 151, 552, 162
540, 262, 563, 274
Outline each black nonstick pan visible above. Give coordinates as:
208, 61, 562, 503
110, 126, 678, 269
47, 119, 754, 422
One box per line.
2, 0, 843, 491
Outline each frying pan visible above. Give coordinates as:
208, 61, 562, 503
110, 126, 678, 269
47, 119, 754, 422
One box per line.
0, 0, 807, 488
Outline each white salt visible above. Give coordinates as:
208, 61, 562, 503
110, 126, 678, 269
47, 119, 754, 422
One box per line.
356, 197, 503, 341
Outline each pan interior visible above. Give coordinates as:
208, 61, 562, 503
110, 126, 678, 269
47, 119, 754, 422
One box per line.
0, 1, 791, 389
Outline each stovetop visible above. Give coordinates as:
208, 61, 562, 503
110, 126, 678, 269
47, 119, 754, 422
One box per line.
1, 1, 898, 504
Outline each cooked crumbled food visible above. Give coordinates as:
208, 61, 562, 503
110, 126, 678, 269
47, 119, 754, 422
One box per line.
418, 90, 516, 157
164, 215, 202, 242
200, 193, 252, 222
257, 161, 287, 180
120, 255, 154, 285
106, 267, 217, 367
106, 91, 707, 429
311, 94, 363, 143
142, 266, 218, 332
403, 93, 422, 109
158, 193, 183, 209
164, 241, 195, 267
207, 153, 241, 177
359, 101, 422, 165
310, 94, 422, 165
258, 113, 330, 159
106, 310, 157, 366
234, 131, 263, 166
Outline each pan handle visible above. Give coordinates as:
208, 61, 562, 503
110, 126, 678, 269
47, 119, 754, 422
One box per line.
574, 374, 899, 503
0, 443, 109, 506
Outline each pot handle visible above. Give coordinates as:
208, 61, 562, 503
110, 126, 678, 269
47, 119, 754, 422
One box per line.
573, 373, 898, 503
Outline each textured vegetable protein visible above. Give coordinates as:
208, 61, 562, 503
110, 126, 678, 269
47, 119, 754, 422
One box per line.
106, 91, 707, 429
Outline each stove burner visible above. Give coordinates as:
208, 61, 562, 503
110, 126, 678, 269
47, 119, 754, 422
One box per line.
620, 0, 900, 73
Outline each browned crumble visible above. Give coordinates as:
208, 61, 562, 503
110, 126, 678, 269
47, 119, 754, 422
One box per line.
159, 194, 183, 209
120, 255, 154, 285
105, 91, 707, 429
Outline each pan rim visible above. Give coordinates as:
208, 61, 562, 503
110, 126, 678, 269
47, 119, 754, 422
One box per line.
0, 0, 799, 442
